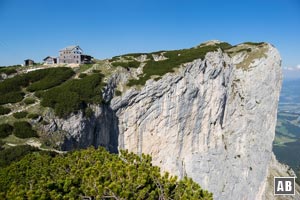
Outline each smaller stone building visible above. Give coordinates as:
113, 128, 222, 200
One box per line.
43, 56, 58, 65
24, 59, 35, 66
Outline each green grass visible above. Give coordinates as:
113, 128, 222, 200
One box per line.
227, 48, 252, 54
23, 98, 36, 105
127, 43, 231, 86
273, 132, 297, 146
235, 44, 268, 70
40, 73, 104, 118
78, 64, 94, 73
1, 134, 28, 145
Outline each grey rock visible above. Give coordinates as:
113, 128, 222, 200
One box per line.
44, 42, 297, 200
152, 53, 167, 61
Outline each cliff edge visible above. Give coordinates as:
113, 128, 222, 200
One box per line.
42, 41, 298, 199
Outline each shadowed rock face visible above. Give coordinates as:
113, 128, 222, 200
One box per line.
45, 42, 299, 199
55, 105, 119, 153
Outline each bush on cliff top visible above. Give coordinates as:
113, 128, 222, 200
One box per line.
40, 73, 104, 118
0, 67, 74, 105
0, 147, 212, 199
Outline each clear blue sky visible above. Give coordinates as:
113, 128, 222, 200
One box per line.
0, 0, 299, 78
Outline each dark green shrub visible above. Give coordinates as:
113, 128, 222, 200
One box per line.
154, 77, 161, 81
0, 67, 17, 75
84, 107, 93, 118
92, 69, 101, 73
244, 42, 265, 46
41, 120, 49, 125
13, 121, 38, 138
0, 91, 24, 105
0, 67, 74, 104
0, 145, 40, 167
23, 98, 35, 105
115, 90, 122, 96
109, 56, 121, 62
0, 106, 11, 115
26, 67, 75, 92
0, 124, 13, 138
34, 91, 43, 98
27, 113, 39, 119
0, 140, 4, 150
78, 73, 87, 78
112, 60, 140, 68
41, 74, 104, 118
13, 111, 28, 119
0, 147, 213, 199
120, 53, 145, 57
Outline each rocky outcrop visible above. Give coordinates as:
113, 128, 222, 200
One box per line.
111, 43, 286, 199
46, 42, 298, 199
45, 105, 119, 153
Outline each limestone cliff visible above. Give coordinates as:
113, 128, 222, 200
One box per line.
44, 41, 299, 199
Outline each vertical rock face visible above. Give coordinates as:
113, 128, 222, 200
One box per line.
51, 42, 295, 199
110, 43, 283, 199
52, 105, 119, 153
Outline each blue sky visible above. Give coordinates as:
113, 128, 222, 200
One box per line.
0, 0, 299, 78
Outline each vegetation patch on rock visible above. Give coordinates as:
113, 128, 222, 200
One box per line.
0, 124, 13, 138
13, 121, 38, 139
13, 111, 28, 119
0, 106, 11, 115
40, 73, 104, 118
0, 67, 74, 105
0, 147, 212, 199
126, 42, 231, 86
